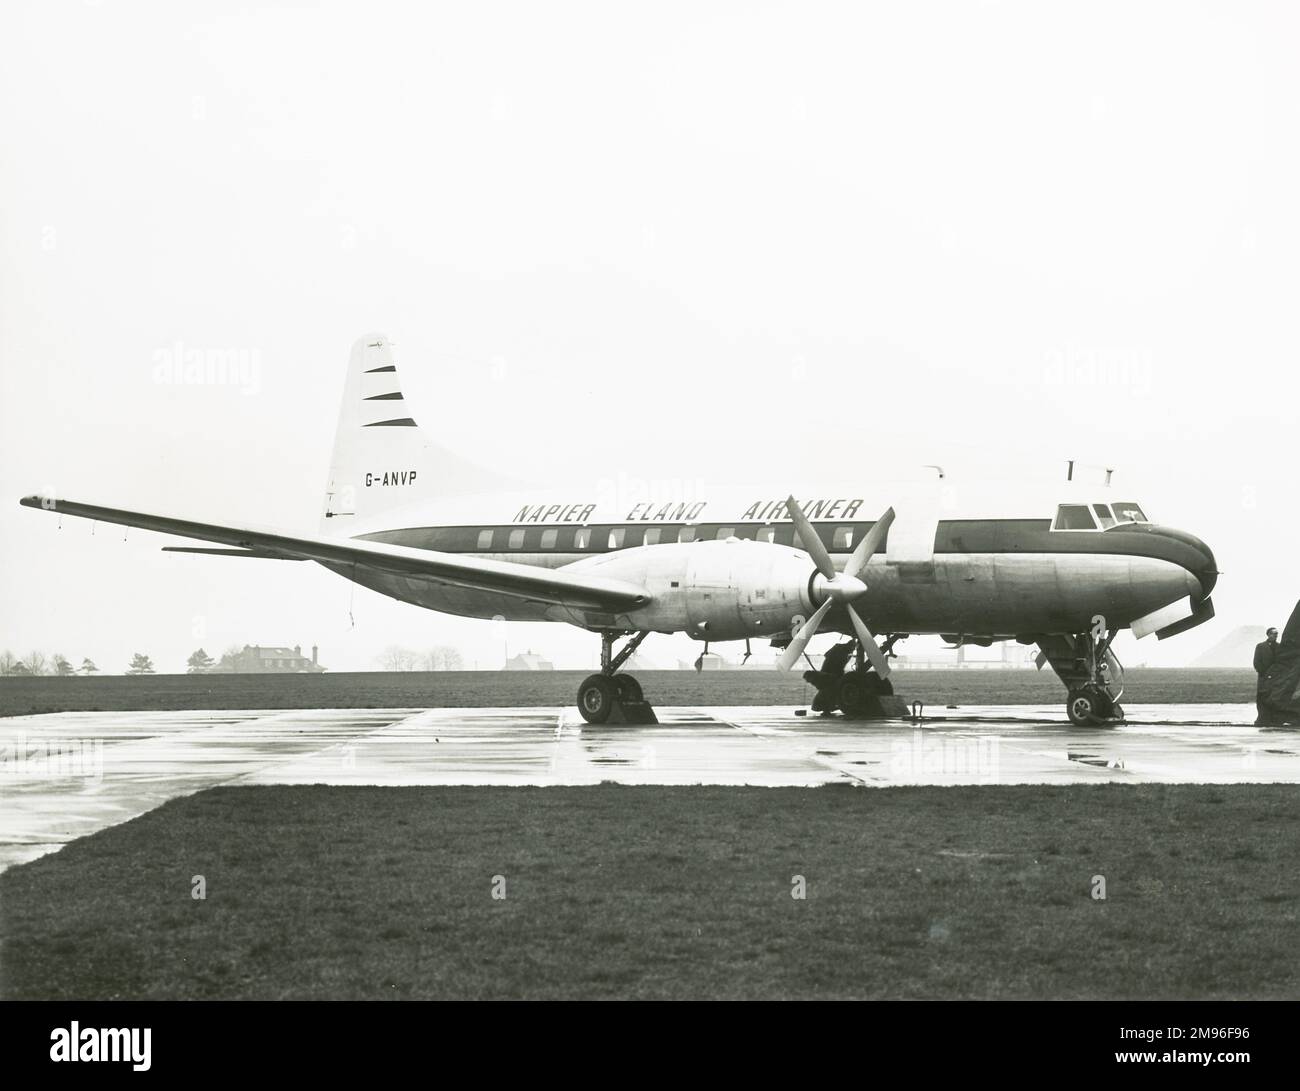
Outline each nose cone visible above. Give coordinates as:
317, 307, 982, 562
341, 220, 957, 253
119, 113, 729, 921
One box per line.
829, 574, 867, 601
1151, 526, 1218, 599
814, 572, 868, 603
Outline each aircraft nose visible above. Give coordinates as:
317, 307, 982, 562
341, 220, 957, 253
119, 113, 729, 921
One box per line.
1152, 526, 1218, 599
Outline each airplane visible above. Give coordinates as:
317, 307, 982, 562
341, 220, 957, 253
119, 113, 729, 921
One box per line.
19, 333, 1218, 727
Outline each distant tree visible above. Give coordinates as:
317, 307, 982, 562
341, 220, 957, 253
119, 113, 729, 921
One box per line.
80, 657, 99, 675
187, 648, 215, 674
216, 644, 244, 669
423, 645, 465, 671
10, 661, 32, 675
22, 651, 47, 676
127, 653, 155, 675
377, 646, 420, 671
52, 654, 75, 676
0, 650, 16, 675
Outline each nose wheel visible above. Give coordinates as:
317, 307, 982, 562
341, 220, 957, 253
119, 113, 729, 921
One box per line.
1066, 686, 1117, 726
1037, 625, 1125, 726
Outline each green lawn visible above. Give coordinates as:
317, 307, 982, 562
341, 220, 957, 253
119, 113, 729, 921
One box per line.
2, 783, 1295, 999
0, 667, 1257, 717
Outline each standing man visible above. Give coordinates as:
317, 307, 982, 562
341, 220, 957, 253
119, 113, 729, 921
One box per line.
1254, 627, 1280, 724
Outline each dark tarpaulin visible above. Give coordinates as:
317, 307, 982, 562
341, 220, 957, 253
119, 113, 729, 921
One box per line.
1258, 598, 1300, 723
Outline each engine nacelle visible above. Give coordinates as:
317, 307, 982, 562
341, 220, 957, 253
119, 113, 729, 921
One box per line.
558, 538, 819, 640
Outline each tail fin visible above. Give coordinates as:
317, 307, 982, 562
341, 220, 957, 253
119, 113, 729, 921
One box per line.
321, 334, 518, 533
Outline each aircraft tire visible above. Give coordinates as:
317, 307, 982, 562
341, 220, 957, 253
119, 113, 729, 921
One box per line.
1066, 687, 1101, 726
578, 674, 617, 724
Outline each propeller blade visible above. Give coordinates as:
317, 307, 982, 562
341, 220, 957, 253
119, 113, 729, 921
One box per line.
777, 599, 833, 671
785, 495, 836, 579
843, 506, 896, 580
847, 604, 892, 678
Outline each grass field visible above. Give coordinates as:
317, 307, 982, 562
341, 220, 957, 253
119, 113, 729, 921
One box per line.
0, 668, 1257, 717
2, 783, 1295, 1000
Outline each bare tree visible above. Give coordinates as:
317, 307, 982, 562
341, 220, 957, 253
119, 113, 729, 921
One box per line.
423, 645, 465, 671
52, 654, 75, 676
22, 650, 47, 676
0, 650, 17, 675
377, 645, 420, 671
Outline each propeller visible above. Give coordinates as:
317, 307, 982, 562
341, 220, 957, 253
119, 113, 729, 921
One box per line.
777, 496, 896, 675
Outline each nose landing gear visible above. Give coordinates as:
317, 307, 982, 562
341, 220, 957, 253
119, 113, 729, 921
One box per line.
1035, 625, 1125, 726
576, 631, 658, 725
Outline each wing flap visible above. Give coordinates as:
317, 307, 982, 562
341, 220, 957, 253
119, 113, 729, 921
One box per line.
20, 495, 650, 612
161, 546, 307, 560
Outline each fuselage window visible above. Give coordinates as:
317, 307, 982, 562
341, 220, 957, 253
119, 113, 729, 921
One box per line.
608, 527, 626, 549
540, 528, 558, 549
644, 527, 662, 545
832, 526, 854, 550
1113, 502, 1148, 524
1092, 504, 1116, 529
1052, 504, 1098, 531
575, 527, 591, 549
716, 526, 735, 540
679, 526, 697, 543
757, 526, 775, 544
508, 528, 525, 548
476, 529, 494, 550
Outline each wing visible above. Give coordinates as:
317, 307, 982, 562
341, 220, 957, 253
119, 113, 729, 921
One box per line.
18, 495, 650, 613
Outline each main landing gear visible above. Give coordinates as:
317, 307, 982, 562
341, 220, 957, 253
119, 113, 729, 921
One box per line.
576, 631, 658, 725
802, 634, 904, 719
1034, 624, 1125, 727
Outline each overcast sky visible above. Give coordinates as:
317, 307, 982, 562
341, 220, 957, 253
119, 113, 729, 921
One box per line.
2, 1, 1297, 673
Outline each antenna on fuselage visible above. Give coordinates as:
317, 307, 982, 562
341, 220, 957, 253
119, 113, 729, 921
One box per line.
1067, 460, 1116, 485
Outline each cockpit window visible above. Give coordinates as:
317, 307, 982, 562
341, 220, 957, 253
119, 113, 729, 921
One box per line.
1092, 503, 1116, 529
1112, 502, 1147, 523
1053, 504, 1099, 531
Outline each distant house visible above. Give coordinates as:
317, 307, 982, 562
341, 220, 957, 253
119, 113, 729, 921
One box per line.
214, 643, 326, 673
503, 650, 553, 671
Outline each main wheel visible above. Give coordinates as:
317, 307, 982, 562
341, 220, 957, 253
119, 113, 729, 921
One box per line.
577, 674, 617, 724
839, 674, 870, 718
1066, 687, 1101, 726
614, 674, 643, 704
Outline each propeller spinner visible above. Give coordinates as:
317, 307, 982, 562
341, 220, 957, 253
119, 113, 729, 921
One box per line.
777, 496, 895, 675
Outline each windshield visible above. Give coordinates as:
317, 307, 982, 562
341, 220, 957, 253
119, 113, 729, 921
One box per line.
1053, 504, 1098, 531
1112, 501, 1148, 524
